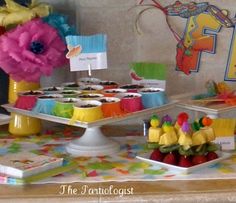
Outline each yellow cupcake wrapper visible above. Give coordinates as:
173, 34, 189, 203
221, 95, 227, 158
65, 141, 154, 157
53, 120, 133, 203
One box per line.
69, 114, 77, 125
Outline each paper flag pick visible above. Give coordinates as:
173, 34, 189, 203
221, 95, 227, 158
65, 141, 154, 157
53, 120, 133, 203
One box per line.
65, 34, 107, 72
66, 45, 82, 58
129, 62, 166, 89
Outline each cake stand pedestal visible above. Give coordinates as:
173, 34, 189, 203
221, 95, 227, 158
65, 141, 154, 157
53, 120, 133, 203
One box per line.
0, 113, 10, 125
65, 126, 120, 157
2, 100, 177, 157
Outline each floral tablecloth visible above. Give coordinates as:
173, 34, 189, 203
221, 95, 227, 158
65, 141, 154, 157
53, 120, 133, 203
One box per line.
0, 125, 236, 184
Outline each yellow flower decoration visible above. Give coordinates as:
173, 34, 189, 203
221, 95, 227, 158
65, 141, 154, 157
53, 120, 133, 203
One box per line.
0, 0, 52, 27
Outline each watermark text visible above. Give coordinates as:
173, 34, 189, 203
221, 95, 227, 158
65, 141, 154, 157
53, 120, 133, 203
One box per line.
59, 184, 134, 197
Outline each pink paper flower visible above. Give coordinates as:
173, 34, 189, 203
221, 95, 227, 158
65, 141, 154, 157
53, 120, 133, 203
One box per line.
0, 18, 68, 82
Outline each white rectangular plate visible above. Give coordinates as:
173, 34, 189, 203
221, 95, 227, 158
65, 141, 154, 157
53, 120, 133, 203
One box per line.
136, 151, 232, 174
2, 100, 178, 128
0, 114, 10, 125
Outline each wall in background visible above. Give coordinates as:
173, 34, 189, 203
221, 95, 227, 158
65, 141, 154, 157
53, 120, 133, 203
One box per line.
36, 0, 236, 125
40, 0, 77, 87
75, 0, 137, 85
74, 0, 236, 96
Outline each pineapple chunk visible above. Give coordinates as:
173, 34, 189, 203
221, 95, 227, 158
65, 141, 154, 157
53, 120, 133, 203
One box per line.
159, 131, 178, 146
148, 127, 162, 143
178, 128, 192, 146
192, 130, 207, 146
201, 127, 215, 142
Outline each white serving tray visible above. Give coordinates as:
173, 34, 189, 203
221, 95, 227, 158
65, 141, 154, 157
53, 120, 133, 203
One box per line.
177, 100, 236, 117
136, 151, 231, 174
2, 101, 178, 157
0, 114, 10, 125
2, 100, 178, 128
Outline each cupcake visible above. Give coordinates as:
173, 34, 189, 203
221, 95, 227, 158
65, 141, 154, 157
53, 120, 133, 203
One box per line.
69, 100, 103, 123
119, 84, 144, 93
14, 90, 44, 110
60, 90, 81, 98
41, 86, 62, 94
99, 80, 119, 89
32, 94, 63, 115
116, 92, 143, 113
61, 82, 80, 90
98, 97, 123, 117
101, 88, 127, 97
53, 98, 80, 118
139, 87, 167, 108
19, 90, 44, 96
77, 93, 104, 100
78, 77, 101, 85
79, 85, 104, 94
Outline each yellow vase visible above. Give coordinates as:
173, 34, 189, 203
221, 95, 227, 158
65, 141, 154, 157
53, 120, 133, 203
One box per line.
8, 79, 40, 104
8, 78, 42, 136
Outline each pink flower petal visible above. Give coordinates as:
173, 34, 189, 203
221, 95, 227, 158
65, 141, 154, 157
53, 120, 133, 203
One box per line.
19, 32, 31, 48
9, 52, 23, 62
22, 50, 45, 65
0, 18, 67, 82
1, 37, 18, 52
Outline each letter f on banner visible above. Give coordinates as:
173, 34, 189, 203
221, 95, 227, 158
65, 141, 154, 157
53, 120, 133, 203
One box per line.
225, 15, 236, 81
177, 12, 222, 74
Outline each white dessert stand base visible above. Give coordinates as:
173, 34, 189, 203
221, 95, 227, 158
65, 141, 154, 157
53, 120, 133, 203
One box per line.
65, 126, 120, 157
2, 102, 179, 156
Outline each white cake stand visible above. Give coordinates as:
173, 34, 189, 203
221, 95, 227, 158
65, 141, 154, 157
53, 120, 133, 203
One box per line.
65, 126, 120, 157
2, 101, 177, 157
0, 113, 10, 125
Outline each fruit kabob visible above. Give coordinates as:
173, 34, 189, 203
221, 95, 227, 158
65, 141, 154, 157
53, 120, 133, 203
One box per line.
148, 113, 219, 167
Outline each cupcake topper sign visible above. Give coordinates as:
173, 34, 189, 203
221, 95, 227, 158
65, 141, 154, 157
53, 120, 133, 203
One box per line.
65, 34, 108, 76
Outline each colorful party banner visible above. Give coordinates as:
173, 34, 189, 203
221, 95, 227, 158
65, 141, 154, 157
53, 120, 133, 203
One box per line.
224, 24, 236, 81
176, 12, 222, 74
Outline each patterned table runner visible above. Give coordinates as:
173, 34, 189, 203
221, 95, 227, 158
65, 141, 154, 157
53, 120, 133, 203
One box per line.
0, 125, 235, 184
